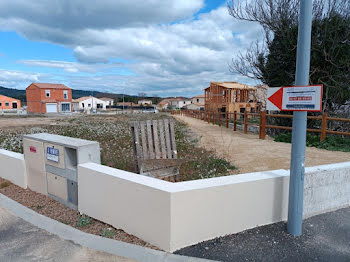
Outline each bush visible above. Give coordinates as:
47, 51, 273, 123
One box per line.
77, 214, 91, 227
101, 228, 115, 238
274, 133, 350, 152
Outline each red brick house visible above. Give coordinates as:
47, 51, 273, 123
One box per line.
0, 94, 21, 110
26, 83, 72, 114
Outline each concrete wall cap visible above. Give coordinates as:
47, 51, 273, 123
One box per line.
79, 163, 290, 193
0, 149, 24, 160
305, 161, 350, 173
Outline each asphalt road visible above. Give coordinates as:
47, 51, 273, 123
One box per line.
0, 206, 137, 262
175, 207, 350, 262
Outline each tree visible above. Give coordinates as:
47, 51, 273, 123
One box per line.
228, 0, 350, 112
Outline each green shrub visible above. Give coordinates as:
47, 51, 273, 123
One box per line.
274, 133, 350, 152
0, 181, 10, 189
77, 214, 91, 227
101, 228, 115, 238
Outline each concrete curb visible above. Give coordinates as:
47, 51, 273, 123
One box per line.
0, 194, 214, 262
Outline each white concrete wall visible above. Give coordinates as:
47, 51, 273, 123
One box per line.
78, 163, 173, 251
169, 170, 290, 251
304, 162, 350, 217
78, 163, 290, 252
77, 162, 350, 252
0, 149, 27, 188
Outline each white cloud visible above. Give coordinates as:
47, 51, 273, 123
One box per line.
0, 69, 42, 89
18, 60, 123, 73
0, 1, 264, 96
0, 0, 203, 31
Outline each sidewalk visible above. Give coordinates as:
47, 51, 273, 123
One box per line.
0, 206, 137, 262
0, 193, 213, 262
176, 207, 350, 262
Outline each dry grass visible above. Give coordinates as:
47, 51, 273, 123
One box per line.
0, 113, 237, 181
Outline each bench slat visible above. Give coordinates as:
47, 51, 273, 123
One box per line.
164, 119, 172, 159
146, 120, 155, 159
169, 120, 177, 159
158, 120, 167, 159
140, 121, 149, 159
152, 120, 161, 159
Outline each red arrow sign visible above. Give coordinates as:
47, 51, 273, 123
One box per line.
268, 88, 283, 110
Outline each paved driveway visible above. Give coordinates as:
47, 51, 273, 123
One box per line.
176, 207, 350, 262
0, 206, 137, 262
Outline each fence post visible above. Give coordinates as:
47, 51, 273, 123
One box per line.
320, 113, 328, 142
233, 111, 237, 131
244, 110, 248, 134
226, 112, 229, 128
261, 111, 266, 140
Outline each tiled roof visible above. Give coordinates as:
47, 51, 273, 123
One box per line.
31, 83, 71, 90
72, 96, 91, 102
99, 97, 114, 101
0, 94, 20, 102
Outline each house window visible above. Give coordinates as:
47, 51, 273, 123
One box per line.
0, 102, 2, 106
63, 91, 68, 99
88, 104, 91, 107
45, 90, 51, 98
61, 103, 71, 112
82, 103, 85, 108
5, 102, 9, 107
197, 99, 199, 103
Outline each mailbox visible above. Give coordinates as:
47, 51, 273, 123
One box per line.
23, 133, 100, 210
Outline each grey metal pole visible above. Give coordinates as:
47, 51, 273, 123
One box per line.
287, 0, 313, 236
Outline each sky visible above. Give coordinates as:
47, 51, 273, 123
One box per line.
0, 0, 263, 97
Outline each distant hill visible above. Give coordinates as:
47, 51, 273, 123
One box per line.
0, 86, 26, 102
0, 86, 159, 104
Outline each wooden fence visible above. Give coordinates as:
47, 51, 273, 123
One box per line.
171, 110, 350, 142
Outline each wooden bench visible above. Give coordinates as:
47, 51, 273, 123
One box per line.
130, 119, 180, 179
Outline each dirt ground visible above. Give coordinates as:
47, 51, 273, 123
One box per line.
175, 115, 350, 174
0, 116, 60, 129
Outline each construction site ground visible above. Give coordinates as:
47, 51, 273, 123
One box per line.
174, 115, 350, 174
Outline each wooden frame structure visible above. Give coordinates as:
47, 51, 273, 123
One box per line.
205, 82, 258, 114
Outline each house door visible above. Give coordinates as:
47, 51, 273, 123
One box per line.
46, 103, 58, 113
12, 102, 17, 109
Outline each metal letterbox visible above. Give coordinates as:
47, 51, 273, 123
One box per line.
23, 133, 100, 209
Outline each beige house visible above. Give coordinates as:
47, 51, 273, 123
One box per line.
191, 94, 205, 105
183, 103, 204, 110
157, 99, 170, 110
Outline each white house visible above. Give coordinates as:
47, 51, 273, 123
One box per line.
72, 96, 108, 111
138, 99, 153, 105
99, 97, 114, 107
169, 98, 191, 109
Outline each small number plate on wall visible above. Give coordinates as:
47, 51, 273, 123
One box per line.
47, 147, 59, 162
